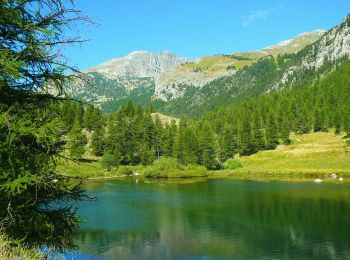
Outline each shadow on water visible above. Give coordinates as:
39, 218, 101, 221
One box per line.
68, 178, 350, 259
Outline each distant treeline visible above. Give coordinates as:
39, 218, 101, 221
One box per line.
60, 62, 350, 170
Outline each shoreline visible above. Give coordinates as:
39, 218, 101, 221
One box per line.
70, 170, 350, 184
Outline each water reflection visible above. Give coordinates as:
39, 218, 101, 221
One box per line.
71, 179, 350, 259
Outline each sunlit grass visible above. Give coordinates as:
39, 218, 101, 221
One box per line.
56, 159, 146, 179
214, 132, 350, 181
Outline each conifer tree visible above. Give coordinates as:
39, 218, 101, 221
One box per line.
239, 116, 254, 155
280, 111, 291, 145
91, 127, 105, 156
314, 108, 326, 132
0, 0, 90, 248
220, 124, 238, 163
174, 119, 199, 165
198, 123, 217, 169
69, 118, 87, 159
153, 115, 164, 159
83, 104, 94, 130
265, 111, 279, 149
162, 122, 176, 157
252, 111, 265, 152
61, 100, 75, 130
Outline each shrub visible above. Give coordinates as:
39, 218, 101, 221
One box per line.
100, 153, 118, 171
222, 158, 243, 170
345, 139, 350, 152
117, 166, 134, 176
144, 157, 208, 178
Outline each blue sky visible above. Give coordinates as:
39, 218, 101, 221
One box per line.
65, 0, 350, 70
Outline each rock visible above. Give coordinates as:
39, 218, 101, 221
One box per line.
330, 173, 337, 179
339, 177, 344, 181
314, 179, 323, 183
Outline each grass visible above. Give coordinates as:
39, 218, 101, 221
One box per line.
58, 132, 350, 182
56, 159, 146, 179
213, 132, 350, 182
0, 234, 42, 260
181, 55, 257, 74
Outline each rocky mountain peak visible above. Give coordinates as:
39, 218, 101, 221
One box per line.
84, 51, 189, 79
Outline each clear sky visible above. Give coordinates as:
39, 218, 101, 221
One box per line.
65, 0, 350, 70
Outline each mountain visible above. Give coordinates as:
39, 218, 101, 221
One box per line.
261, 29, 326, 54
68, 16, 350, 116
85, 51, 189, 79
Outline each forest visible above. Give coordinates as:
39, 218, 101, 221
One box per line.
60, 61, 350, 172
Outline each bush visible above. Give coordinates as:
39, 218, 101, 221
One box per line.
100, 153, 118, 171
222, 158, 243, 170
117, 166, 134, 176
144, 157, 208, 178
345, 139, 350, 152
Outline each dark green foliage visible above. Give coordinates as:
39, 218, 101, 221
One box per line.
174, 119, 199, 165
101, 153, 118, 171
265, 111, 279, 149
219, 124, 238, 163
0, 105, 83, 249
199, 61, 350, 158
62, 62, 350, 172
198, 123, 217, 169
252, 111, 266, 151
91, 127, 106, 157
162, 121, 177, 157
240, 115, 255, 155
69, 119, 87, 159
0, 0, 88, 250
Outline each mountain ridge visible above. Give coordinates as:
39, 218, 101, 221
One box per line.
67, 18, 350, 115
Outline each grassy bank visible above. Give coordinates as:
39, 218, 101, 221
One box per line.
144, 157, 208, 178
213, 132, 350, 182
0, 234, 42, 260
57, 132, 350, 182
56, 159, 146, 179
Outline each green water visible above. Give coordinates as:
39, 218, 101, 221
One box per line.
70, 178, 350, 259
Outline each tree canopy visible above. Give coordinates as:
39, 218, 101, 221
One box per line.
0, 0, 90, 250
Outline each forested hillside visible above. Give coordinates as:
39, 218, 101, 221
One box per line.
60, 61, 350, 171
66, 16, 350, 117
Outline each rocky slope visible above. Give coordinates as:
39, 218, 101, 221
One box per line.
68, 16, 350, 115
85, 51, 189, 79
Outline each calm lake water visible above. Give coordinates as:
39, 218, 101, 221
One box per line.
66, 178, 350, 259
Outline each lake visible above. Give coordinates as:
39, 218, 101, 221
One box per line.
65, 177, 350, 259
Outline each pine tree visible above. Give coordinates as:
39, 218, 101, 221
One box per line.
334, 109, 342, 135
153, 115, 163, 159
239, 116, 254, 155
91, 127, 105, 156
61, 100, 75, 130
198, 123, 217, 169
69, 118, 87, 159
220, 124, 238, 163
174, 119, 199, 165
0, 0, 88, 248
314, 108, 326, 132
162, 122, 176, 157
83, 104, 94, 130
74, 101, 84, 127
343, 101, 350, 137
252, 111, 265, 152
280, 111, 291, 145
265, 111, 279, 149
